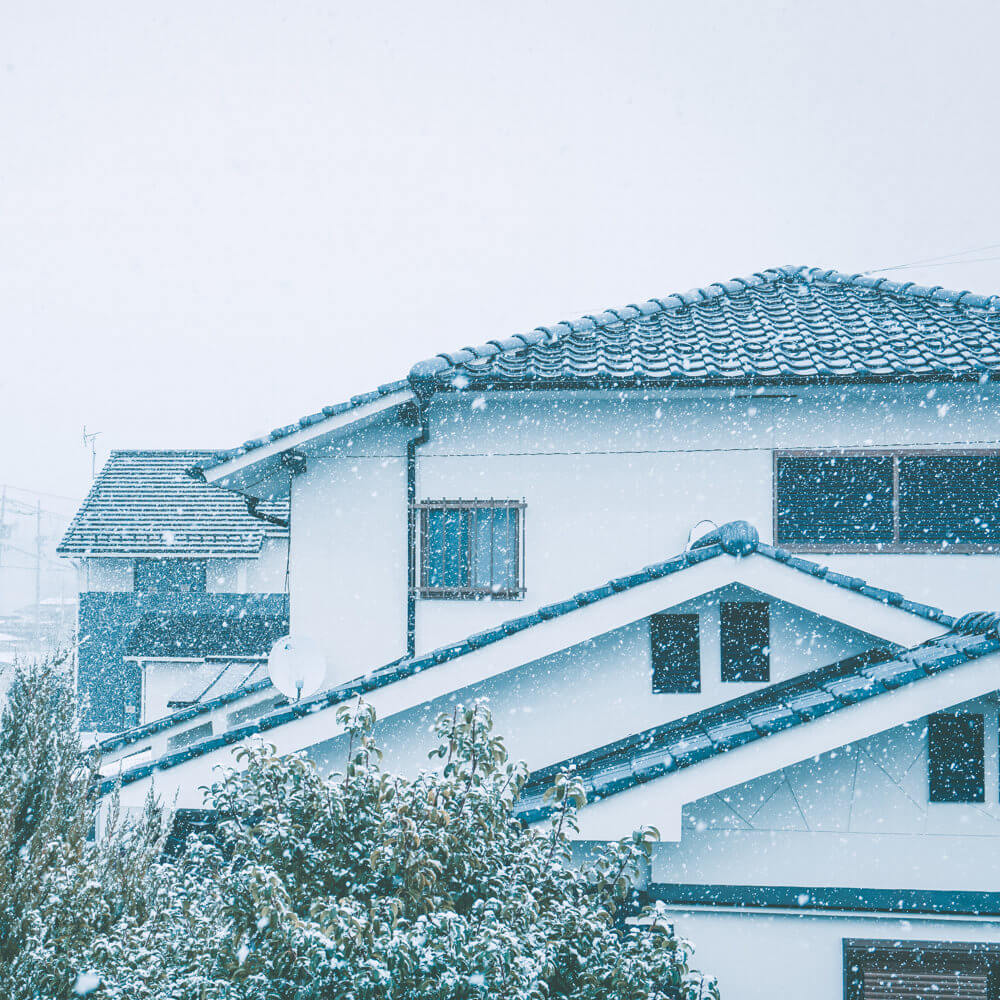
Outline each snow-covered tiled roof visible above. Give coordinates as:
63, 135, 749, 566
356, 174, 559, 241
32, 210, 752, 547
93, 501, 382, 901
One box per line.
58, 451, 289, 558
195, 266, 1000, 479
409, 265, 1000, 390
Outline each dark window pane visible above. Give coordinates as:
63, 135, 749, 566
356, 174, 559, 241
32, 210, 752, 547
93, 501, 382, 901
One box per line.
928, 712, 984, 803
720, 602, 770, 682
899, 454, 1000, 545
776, 456, 894, 545
134, 559, 206, 593
650, 613, 700, 694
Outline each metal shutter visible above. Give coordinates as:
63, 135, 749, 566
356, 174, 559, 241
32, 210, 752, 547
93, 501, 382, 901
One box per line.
898, 454, 1000, 545
861, 962, 989, 1000
851, 943, 991, 1000
775, 455, 894, 545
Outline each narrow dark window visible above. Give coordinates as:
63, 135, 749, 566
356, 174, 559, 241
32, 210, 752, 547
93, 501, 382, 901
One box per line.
650, 613, 700, 694
899, 454, 1000, 545
134, 559, 207, 593
775, 455, 894, 545
417, 500, 524, 599
720, 601, 770, 682
928, 712, 985, 803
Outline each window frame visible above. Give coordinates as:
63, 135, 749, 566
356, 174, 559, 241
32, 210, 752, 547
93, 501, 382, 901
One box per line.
774, 448, 1000, 554
413, 499, 526, 600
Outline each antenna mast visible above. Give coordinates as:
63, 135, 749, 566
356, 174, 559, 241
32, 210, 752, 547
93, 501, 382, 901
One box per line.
82, 426, 101, 479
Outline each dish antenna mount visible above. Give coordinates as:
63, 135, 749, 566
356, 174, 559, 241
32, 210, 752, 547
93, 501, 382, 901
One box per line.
267, 635, 327, 701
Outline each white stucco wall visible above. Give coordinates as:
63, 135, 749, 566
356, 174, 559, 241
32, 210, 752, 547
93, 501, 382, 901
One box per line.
288, 420, 415, 685
660, 908, 1000, 1000
408, 382, 1000, 655
654, 696, 1000, 892
274, 380, 1000, 681
83, 558, 133, 592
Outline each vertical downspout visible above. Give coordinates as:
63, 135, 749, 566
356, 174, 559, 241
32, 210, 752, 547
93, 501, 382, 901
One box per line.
406, 407, 430, 658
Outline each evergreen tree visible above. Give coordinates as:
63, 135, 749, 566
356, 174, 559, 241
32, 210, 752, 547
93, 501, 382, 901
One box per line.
89, 699, 717, 999
0, 657, 162, 999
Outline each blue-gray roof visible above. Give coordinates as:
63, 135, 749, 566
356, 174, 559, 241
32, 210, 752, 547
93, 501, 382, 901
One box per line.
58, 451, 289, 557
195, 266, 1000, 477
99, 520, 955, 790
516, 619, 1000, 823
409, 266, 1000, 391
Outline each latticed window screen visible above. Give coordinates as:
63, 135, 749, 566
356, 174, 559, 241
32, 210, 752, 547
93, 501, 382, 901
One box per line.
416, 500, 525, 598
776, 451, 1000, 550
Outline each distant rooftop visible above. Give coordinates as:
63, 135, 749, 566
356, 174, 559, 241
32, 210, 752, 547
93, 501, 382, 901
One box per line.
58, 451, 289, 558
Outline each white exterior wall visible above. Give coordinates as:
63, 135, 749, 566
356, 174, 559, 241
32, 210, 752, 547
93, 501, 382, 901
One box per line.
289, 421, 415, 685
644, 700, 1000, 998
244, 537, 288, 592
83, 558, 133, 592
655, 697, 1000, 891
659, 909, 1000, 1000
82, 547, 287, 596
403, 382, 1000, 655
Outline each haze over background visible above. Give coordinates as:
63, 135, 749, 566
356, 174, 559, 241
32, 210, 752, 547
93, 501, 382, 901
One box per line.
3, 0, 1000, 511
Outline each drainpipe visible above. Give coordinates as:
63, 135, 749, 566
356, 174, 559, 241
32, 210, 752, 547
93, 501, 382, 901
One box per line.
406, 407, 430, 658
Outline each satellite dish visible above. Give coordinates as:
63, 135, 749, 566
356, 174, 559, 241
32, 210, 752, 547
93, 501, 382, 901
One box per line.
267, 635, 327, 700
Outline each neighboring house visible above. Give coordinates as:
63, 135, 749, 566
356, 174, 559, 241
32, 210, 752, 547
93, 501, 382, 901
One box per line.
57, 450, 289, 733
87, 265, 1000, 999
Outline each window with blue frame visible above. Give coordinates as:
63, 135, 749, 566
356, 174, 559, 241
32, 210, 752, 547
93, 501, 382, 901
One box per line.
134, 558, 207, 593
416, 500, 525, 598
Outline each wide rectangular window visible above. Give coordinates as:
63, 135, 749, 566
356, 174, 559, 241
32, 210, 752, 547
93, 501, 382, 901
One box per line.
416, 500, 525, 599
134, 559, 207, 593
928, 712, 985, 803
650, 613, 700, 694
720, 601, 770, 682
775, 450, 1000, 552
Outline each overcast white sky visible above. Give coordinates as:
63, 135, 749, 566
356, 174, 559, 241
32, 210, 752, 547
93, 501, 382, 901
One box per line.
3, 0, 1000, 505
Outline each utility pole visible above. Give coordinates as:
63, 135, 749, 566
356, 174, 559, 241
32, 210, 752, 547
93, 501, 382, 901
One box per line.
0, 485, 6, 613
34, 501, 42, 649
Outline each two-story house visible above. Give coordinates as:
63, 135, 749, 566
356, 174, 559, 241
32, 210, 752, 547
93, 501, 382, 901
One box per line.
58, 450, 289, 733
88, 266, 1000, 999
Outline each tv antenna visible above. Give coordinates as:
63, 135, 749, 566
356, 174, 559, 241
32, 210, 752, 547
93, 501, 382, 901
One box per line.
82, 426, 102, 479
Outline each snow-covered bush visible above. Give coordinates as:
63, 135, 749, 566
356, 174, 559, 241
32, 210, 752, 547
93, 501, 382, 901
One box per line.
0, 658, 163, 999
88, 699, 717, 999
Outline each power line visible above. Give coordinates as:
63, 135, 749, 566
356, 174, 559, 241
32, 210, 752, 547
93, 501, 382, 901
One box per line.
864, 242, 1000, 276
